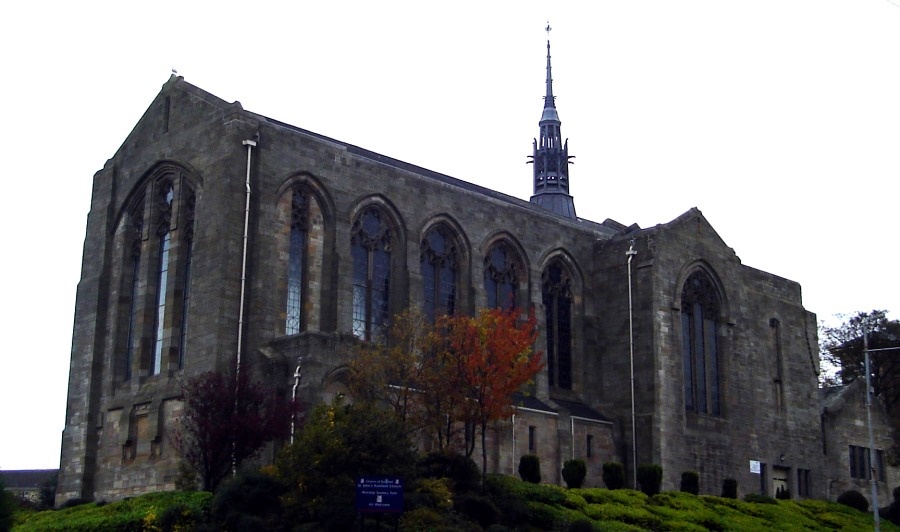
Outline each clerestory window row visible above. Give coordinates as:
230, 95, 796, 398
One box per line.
280, 197, 577, 390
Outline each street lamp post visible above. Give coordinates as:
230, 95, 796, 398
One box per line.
291, 357, 303, 445
626, 241, 638, 489
864, 328, 880, 531
862, 329, 900, 532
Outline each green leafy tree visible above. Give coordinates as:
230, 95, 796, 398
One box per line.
0, 475, 13, 532
39, 471, 58, 509
274, 401, 417, 530
171, 370, 292, 492
348, 308, 468, 448
821, 310, 900, 448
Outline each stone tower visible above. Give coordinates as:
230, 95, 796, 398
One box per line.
529, 28, 576, 219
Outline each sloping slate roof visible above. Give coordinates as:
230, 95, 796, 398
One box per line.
553, 398, 613, 423
822, 380, 864, 416
511, 393, 557, 414
169, 78, 625, 238
0, 469, 57, 489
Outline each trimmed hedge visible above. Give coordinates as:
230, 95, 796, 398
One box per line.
13, 491, 212, 532
636, 464, 662, 496
837, 489, 869, 513
518, 454, 542, 484
562, 459, 587, 489
721, 478, 738, 499
680, 471, 699, 495
602, 462, 625, 490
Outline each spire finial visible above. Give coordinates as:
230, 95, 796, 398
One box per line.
544, 22, 555, 109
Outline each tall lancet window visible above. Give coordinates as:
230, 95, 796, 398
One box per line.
151, 181, 174, 375
681, 270, 722, 416
484, 243, 518, 309
542, 260, 573, 389
124, 203, 144, 381
178, 189, 195, 369
421, 226, 457, 322
351, 207, 391, 340
286, 188, 307, 335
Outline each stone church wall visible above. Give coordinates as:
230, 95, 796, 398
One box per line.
58, 77, 832, 504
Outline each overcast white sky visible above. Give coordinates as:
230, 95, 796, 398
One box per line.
1, 1, 898, 470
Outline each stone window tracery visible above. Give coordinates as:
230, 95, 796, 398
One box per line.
421, 226, 457, 322
286, 188, 307, 335
351, 206, 392, 340
484, 242, 519, 309
543, 259, 573, 389
151, 181, 174, 375
118, 170, 196, 381
681, 270, 721, 415
123, 202, 144, 381
178, 189, 195, 368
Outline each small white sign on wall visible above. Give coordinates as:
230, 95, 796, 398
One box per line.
749, 460, 761, 474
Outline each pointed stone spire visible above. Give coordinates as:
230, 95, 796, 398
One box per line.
529, 23, 576, 219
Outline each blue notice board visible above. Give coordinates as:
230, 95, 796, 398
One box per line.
355, 476, 404, 513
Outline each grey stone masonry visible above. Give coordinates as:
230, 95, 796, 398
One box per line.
57, 76, 844, 504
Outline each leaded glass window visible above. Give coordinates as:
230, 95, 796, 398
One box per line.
178, 189, 195, 369
484, 243, 518, 309
681, 270, 721, 415
124, 204, 144, 381
351, 207, 391, 340
543, 260, 573, 389
151, 182, 174, 375
286, 188, 307, 335
421, 226, 457, 322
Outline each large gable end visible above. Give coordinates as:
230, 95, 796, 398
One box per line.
108, 75, 241, 163
661, 207, 738, 261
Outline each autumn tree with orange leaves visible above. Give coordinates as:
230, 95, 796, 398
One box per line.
348, 307, 544, 473
440, 307, 544, 483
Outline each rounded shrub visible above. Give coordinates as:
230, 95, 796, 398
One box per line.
59, 498, 90, 509
567, 518, 595, 532
883, 486, 900, 526
602, 462, 625, 490
518, 454, 542, 484
417, 450, 481, 494
211, 472, 286, 528
400, 507, 445, 531
837, 489, 869, 512
744, 493, 777, 504
454, 494, 500, 528
636, 464, 663, 496
157, 503, 206, 532
680, 471, 699, 495
562, 459, 587, 489
721, 478, 738, 499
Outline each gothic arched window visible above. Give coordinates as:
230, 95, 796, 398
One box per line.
178, 189, 195, 369
119, 168, 196, 382
151, 181, 174, 375
542, 259, 573, 389
285, 188, 307, 335
421, 226, 457, 322
352, 206, 392, 340
484, 243, 518, 309
123, 202, 144, 381
681, 270, 722, 416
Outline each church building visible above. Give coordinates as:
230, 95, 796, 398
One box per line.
57, 38, 892, 505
